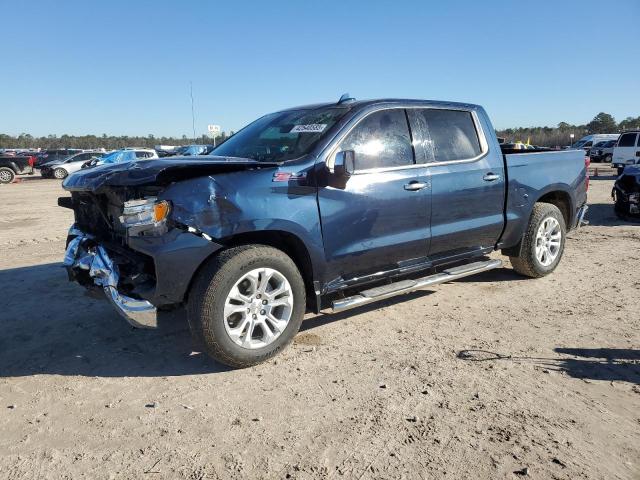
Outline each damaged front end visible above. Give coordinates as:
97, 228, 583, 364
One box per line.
613, 167, 640, 218
63, 226, 158, 328
59, 158, 268, 328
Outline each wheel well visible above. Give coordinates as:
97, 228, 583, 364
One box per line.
537, 191, 571, 227
221, 231, 316, 308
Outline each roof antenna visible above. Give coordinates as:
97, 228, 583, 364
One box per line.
337, 93, 356, 105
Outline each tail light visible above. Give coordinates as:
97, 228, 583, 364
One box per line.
585, 156, 590, 191
28, 156, 35, 167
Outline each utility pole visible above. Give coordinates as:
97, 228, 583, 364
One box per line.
190, 81, 196, 142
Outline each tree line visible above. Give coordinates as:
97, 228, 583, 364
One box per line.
0, 132, 233, 150
497, 113, 640, 147
1, 112, 639, 150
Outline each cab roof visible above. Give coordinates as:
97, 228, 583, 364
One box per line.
277, 98, 482, 113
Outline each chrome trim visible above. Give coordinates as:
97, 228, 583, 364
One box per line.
104, 286, 158, 329
324, 105, 490, 174
63, 226, 157, 328
331, 259, 502, 313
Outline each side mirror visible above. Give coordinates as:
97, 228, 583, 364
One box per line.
334, 150, 355, 177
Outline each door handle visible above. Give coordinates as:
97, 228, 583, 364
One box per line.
404, 181, 428, 191
483, 173, 501, 182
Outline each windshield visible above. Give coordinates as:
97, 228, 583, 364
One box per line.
211, 107, 350, 162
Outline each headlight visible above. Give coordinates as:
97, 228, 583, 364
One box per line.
120, 197, 171, 235
626, 159, 635, 164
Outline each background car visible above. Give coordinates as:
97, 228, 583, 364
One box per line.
612, 131, 640, 175
167, 144, 215, 156
588, 139, 617, 163
35, 148, 83, 166
82, 148, 158, 168
571, 134, 619, 152
40, 151, 105, 179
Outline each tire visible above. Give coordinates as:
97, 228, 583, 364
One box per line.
614, 202, 627, 220
604, 154, 612, 163
53, 168, 68, 179
187, 244, 306, 368
509, 203, 566, 278
0, 167, 15, 184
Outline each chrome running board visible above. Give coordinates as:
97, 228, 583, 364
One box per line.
331, 259, 502, 313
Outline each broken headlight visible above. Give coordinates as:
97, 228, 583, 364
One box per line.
119, 197, 171, 236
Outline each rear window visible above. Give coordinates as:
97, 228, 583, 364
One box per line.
618, 133, 638, 147
417, 109, 482, 162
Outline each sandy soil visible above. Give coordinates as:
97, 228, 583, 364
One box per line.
0, 171, 638, 479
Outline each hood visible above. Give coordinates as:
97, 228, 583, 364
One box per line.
62, 156, 279, 192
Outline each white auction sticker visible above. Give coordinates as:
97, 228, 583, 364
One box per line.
290, 124, 327, 133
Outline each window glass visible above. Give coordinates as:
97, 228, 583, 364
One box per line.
212, 107, 349, 162
637, 135, 640, 147
584, 141, 593, 147
618, 133, 637, 147
338, 109, 413, 170
417, 109, 482, 162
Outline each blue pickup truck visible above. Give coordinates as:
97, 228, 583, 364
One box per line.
60, 97, 588, 367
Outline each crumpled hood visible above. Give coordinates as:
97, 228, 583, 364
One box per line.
62, 156, 279, 192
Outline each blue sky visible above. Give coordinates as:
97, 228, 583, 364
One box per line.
2, 0, 639, 137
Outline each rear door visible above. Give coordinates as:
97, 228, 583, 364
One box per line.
613, 132, 639, 167
317, 108, 431, 287
408, 107, 505, 261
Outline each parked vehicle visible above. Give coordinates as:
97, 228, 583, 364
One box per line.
60, 98, 588, 367
36, 148, 83, 166
571, 134, 619, 152
82, 148, 159, 168
170, 144, 215, 156
0, 154, 35, 183
40, 151, 106, 179
612, 131, 640, 175
612, 166, 640, 219
588, 140, 617, 163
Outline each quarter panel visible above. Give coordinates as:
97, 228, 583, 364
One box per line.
500, 150, 586, 247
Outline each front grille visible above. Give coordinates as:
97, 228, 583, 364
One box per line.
72, 192, 126, 242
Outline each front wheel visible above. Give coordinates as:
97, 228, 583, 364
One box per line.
187, 245, 306, 368
509, 203, 566, 278
604, 154, 612, 163
0, 167, 15, 184
53, 168, 68, 179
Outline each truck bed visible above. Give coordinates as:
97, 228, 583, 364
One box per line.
499, 149, 588, 248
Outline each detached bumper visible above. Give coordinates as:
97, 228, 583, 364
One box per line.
63, 227, 158, 328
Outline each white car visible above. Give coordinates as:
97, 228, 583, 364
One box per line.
40, 151, 106, 179
612, 131, 640, 175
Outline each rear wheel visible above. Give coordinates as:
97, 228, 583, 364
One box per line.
187, 245, 306, 368
53, 168, 68, 179
0, 167, 15, 184
510, 203, 566, 278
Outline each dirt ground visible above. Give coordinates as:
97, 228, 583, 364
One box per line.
0, 170, 638, 480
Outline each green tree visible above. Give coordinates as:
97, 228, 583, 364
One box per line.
619, 116, 640, 131
587, 112, 617, 134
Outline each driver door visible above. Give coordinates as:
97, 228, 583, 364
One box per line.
317, 108, 431, 288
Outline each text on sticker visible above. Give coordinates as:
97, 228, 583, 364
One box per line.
290, 124, 327, 133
